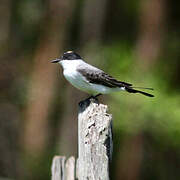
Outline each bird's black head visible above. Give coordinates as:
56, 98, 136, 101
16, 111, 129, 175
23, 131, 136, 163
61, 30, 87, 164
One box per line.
61, 51, 81, 60
51, 51, 82, 63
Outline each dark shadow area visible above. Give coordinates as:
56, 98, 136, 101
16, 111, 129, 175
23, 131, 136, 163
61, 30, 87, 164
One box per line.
78, 97, 99, 113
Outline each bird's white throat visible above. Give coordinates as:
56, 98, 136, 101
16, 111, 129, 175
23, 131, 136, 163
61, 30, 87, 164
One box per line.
59, 59, 84, 70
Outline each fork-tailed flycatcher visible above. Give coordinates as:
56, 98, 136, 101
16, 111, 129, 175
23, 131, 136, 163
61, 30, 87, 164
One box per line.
51, 51, 154, 98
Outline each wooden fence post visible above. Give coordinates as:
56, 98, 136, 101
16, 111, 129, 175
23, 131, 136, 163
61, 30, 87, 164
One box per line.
51, 98, 113, 180
51, 156, 75, 180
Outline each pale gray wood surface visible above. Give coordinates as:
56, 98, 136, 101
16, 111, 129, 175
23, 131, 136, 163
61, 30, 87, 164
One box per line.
65, 157, 75, 180
51, 156, 66, 180
51, 156, 75, 180
77, 98, 113, 180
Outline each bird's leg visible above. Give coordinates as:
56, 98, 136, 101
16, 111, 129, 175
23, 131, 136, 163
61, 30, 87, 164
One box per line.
87, 93, 102, 101
86, 95, 95, 101
86, 93, 102, 102
94, 93, 102, 98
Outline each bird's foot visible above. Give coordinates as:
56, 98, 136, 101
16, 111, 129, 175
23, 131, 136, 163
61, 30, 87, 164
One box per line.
78, 96, 95, 107
94, 93, 102, 99
78, 94, 102, 108
87, 93, 102, 102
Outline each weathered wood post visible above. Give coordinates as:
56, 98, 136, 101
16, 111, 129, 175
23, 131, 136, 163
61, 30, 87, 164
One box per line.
77, 98, 113, 180
51, 156, 75, 180
51, 98, 113, 180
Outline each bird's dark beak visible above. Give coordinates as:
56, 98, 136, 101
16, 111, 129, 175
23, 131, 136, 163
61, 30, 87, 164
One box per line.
51, 58, 61, 63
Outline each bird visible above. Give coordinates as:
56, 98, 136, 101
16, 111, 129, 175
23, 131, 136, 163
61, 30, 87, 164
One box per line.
51, 51, 154, 98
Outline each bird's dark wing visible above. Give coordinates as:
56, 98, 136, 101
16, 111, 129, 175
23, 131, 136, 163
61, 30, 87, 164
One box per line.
77, 68, 132, 88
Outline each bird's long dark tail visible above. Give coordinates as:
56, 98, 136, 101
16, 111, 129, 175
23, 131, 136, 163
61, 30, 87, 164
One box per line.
125, 87, 154, 97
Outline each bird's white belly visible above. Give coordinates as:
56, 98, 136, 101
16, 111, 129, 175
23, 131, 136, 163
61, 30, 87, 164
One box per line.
63, 70, 121, 95
64, 70, 92, 93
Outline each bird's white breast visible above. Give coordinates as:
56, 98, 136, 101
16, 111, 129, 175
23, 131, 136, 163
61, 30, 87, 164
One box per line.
60, 60, 93, 93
